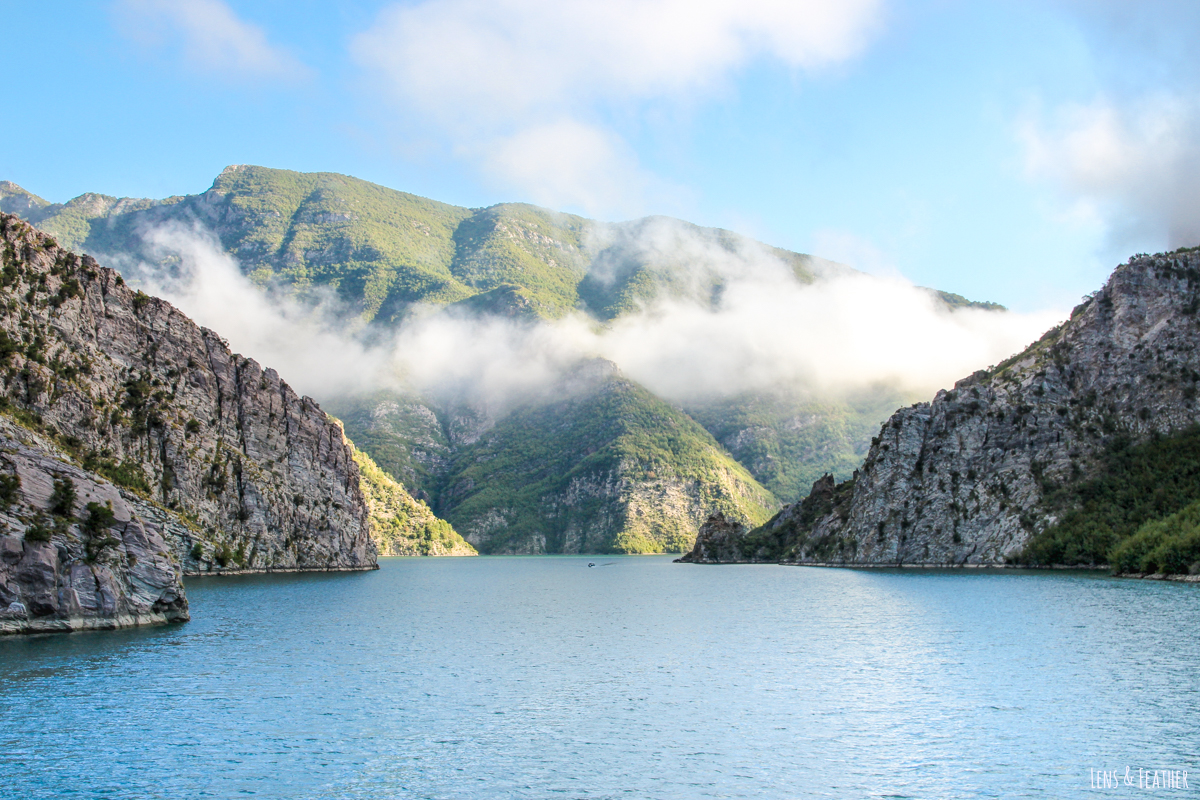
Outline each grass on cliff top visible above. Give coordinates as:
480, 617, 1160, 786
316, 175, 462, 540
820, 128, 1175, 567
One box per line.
1021, 426, 1200, 570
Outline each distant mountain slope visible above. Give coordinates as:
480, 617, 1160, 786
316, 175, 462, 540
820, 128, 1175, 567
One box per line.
0, 212, 376, 576
347, 437, 475, 557
332, 363, 778, 554
0, 167, 1003, 328
443, 363, 777, 554
682, 249, 1200, 571
683, 385, 919, 503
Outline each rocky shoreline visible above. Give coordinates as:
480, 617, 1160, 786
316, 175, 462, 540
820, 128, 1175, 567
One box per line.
0, 209, 378, 635
678, 513, 1200, 583
0, 418, 188, 635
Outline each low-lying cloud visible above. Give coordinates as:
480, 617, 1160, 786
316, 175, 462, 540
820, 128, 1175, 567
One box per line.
118, 222, 1064, 411
118, 223, 390, 397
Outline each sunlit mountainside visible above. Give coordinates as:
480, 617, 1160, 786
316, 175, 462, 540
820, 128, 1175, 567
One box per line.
1, 166, 1036, 554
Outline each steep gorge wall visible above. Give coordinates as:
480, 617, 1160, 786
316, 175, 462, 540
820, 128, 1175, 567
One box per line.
685, 251, 1200, 565
0, 213, 376, 575
0, 417, 188, 634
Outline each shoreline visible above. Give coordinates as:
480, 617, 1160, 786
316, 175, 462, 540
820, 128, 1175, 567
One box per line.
676, 558, 1200, 581
184, 564, 380, 578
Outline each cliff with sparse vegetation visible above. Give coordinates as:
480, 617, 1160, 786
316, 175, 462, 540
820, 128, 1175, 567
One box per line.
683, 249, 1200, 578
0, 213, 377, 582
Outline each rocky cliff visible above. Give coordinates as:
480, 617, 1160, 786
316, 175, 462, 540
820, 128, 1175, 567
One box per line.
0, 213, 376, 580
682, 250, 1200, 566
0, 416, 188, 633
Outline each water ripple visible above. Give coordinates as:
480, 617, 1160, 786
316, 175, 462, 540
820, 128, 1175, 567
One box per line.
1, 559, 1197, 799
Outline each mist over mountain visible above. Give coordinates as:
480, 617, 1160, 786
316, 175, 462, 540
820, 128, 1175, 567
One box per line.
683, 247, 1200, 577
1, 167, 1067, 552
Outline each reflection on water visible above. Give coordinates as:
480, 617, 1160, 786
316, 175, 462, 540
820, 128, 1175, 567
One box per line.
1, 558, 1197, 799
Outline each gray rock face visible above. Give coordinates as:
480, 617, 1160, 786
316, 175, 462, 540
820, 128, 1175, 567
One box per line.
675, 513, 749, 563
0, 213, 376, 577
690, 252, 1200, 565
0, 417, 187, 634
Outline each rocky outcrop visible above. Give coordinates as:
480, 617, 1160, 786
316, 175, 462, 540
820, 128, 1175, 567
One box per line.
675, 513, 750, 563
687, 250, 1200, 566
0, 416, 187, 634
0, 213, 376, 578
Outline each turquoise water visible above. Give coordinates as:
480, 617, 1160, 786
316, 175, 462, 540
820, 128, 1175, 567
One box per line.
1, 557, 1197, 799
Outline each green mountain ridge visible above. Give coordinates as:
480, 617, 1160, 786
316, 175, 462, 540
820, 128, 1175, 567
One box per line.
329, 362, 779, 555
0, 167, 1003, 326
2, 166, 1009, 554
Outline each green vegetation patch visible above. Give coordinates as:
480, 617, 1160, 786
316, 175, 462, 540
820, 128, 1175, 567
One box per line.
685, 385, 914, 502
325, 390, 451, 500
1110, 499, 1200, 575
1021, 426, 1200, 568
347, 433, 473, 556
443, 368, 777, 554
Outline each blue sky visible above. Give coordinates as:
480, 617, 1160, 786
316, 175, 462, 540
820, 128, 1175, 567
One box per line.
3, 0, 1198, 312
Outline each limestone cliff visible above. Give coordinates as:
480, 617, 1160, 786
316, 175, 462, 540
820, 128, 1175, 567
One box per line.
0, 213, 376, 579
0, 416, 188, 633
682, 250, 1200, 566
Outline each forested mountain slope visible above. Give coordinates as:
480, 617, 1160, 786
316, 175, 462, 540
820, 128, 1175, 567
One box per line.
0, 168, 999, 326
332, 362, 778, 554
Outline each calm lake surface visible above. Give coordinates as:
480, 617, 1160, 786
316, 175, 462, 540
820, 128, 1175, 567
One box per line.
1, 557, 1197, 799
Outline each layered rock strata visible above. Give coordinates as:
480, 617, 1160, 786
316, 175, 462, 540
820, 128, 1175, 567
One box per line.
0, 213, 376, 580
0, 416, 188, 633
682, 251, 1200, 565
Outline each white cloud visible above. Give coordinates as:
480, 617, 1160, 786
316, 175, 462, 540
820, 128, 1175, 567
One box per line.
352, 0, 884, 214
125, 223, 389, 398
114, 0, 307, 80
483, 121, 665, 215
355, 0, 882, 124
1016, 2, 1200, 252
595, 270, 1062, 400
1020, 95, 1200, 249
122, 220, 1063, 413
